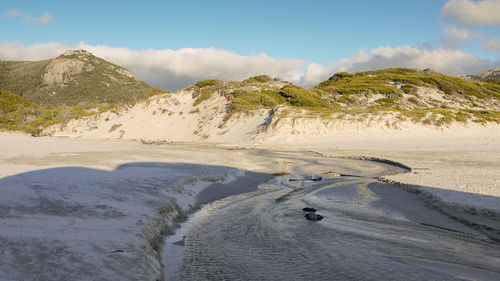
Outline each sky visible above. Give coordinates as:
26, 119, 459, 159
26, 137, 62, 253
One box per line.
1, 0, 499, 90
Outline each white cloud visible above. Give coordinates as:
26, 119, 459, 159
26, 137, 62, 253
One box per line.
337, 46, 493, 75
0, 42, 307, 90
443, 25, 471, 41
441, 0, 500, 26
3, 9, 53, 25
440, 23, 500, 53
0, 42, 69, 60
30, 12, 53, 25
5, 9, 20, 18
76, 43, 308, 90
0, 42, 497, 90
298, 46, 495, 86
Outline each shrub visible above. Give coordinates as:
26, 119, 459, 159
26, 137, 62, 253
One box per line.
401, 84, 414, 94
407, 97, 419, 105
279, 85, 323, 108
194, 79, 222, 88
146, 87, 170, 98
329, 72, 354, 81
336, 95, 357, 104
374, 98, 395, 107
315, 68, 497, 101
242, 75, 273, 84
228, 89, 284, 113
193, 88, 214, 106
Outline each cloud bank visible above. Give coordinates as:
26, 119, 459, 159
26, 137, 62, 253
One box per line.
4, 9, 53, 25
442, 0, 500, 26
0, 42, 497, 91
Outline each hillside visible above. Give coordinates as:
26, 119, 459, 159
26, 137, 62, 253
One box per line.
0, 89, 117, 136
45, 69, 500, 143
0, 50, 157, 107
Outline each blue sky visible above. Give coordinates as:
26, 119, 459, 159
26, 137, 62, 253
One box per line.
1, 0, 499, 90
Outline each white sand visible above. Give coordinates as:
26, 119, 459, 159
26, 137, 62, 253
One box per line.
0, 132, 277, 280
41, 87, 500, 211
1, 126, 499, 279
246, 121, 499, 215
2, 85, 499, 280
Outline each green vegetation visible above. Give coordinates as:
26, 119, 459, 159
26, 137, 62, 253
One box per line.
278, 85, 325, 108
228, 89, 285, 113
195, 79, 223, 88
219, 68, 500, 126
242, 75, 273, 84
315, 68, 499, 99
407, 97, 420, 105
0, 90, 39, 135
336, 95, 357, 105
401, 84, 414, 94
329, 72, 354, 81
225, 84, 334, 115
0, 51, 153, 107
211, 69, 499, 126
146, 87, 170, 98
0, 90, 113, 136
374, 98, 395, 107
395, 108, 500, 125
193, 88, 215, 106
317, 70, 396, 95
3, 60, 500, 135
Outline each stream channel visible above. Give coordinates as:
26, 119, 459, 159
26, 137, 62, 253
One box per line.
162, 152, 500, 280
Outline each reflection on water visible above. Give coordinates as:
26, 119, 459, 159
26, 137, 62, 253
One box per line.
169, 156, 500, 280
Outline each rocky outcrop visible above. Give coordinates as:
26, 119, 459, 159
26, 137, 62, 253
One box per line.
478, 68, 500, 79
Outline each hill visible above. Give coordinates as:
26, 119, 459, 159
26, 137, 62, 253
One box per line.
0, 50, 158, 107
44, 69, 500, 142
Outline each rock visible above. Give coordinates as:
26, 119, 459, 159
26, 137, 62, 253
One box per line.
302, 207, 317, 213
289, 175, 322, 182
305, 213, 323, 221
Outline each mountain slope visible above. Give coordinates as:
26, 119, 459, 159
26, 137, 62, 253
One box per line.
0, 50, 154, 107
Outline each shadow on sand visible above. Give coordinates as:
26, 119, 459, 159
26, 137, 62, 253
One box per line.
0, 161, 498, 280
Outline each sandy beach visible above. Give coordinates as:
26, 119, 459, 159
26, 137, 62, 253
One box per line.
1, 130, 499, 280
3, 1, 500, 279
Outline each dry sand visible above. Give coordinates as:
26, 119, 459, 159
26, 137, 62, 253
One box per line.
1, 128, 499, 279
249, 122, 500, 214
41, 88, 499, 211
5, 123, 500, 213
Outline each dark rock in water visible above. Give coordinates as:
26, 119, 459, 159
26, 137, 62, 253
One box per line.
173, 238, 185, 247
302, 207, 317, 213
289, 176, 322, 182
305, 213, 323, 221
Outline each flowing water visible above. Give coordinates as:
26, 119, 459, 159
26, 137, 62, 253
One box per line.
165, 154, 500, 280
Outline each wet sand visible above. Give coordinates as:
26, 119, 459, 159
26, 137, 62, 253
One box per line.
177, 175, 500, 280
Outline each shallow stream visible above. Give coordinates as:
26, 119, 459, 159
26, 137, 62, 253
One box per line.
163, 154, 500, 280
